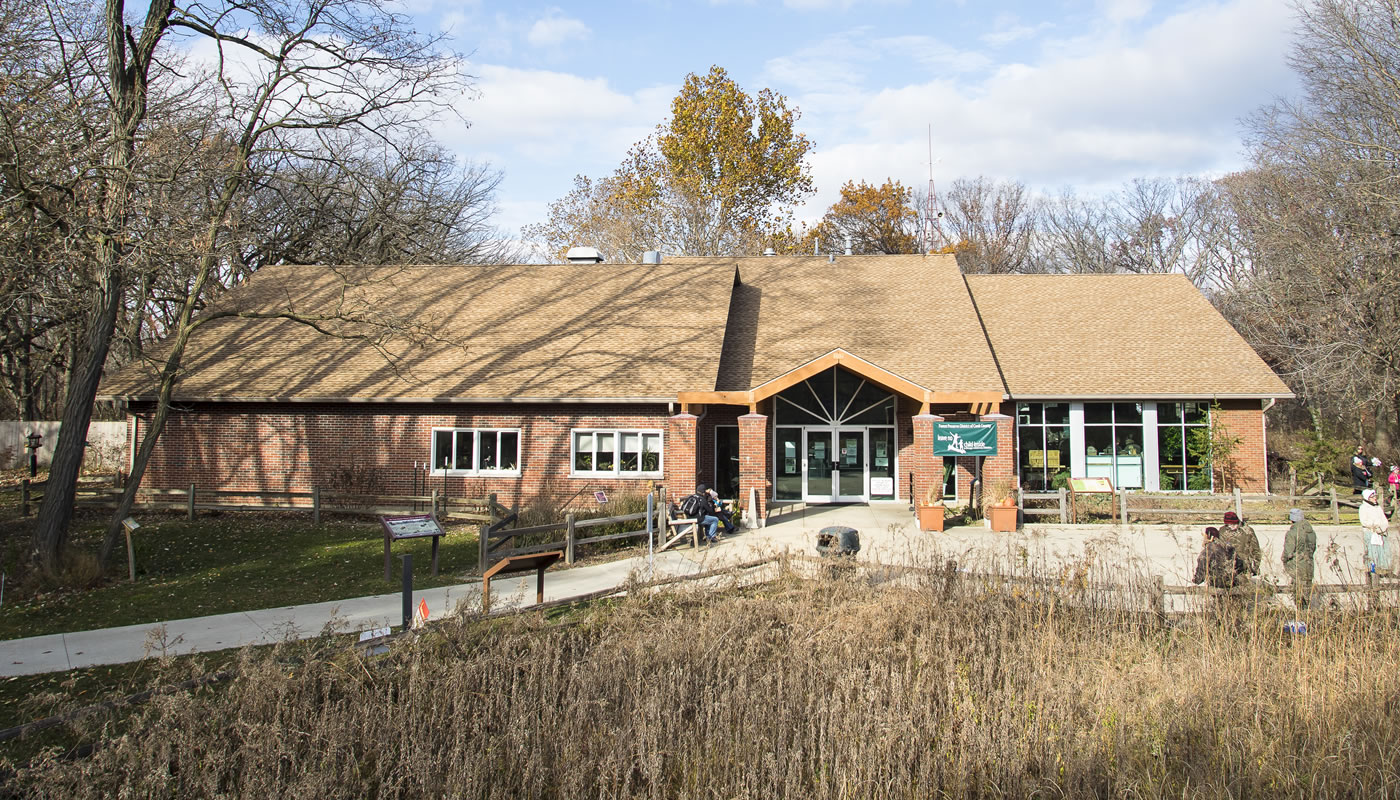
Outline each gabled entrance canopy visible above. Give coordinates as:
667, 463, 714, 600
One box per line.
677, 349, 1004, 414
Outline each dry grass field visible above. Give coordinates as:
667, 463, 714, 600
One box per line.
8, 555, 1400, 798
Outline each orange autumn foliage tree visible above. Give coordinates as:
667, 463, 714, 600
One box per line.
527, 66, 814, 262
797, 179, 920, 255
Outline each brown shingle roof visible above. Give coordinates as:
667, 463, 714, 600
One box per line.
966, 273, 1292, 398
691, 254, 1006, 393
102, 258, 1291, 405
100, 262, 737, 401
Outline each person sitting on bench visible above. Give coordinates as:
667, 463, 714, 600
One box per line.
703, 484, 736, 536
680, 485, 722, 543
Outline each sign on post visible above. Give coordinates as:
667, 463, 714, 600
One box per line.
380, 514, 447, 582
1067, 477, 1116, 524
121, 517, 140, 582
932, 422, 999, 457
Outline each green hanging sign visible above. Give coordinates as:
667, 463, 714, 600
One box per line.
933, 422, 999, 457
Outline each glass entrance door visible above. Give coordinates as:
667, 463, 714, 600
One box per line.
835, 429, 866, 501
802, 428, 868, 502
804, 428, 834, 501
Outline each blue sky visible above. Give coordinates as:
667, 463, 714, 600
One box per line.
417, 0, 1300, 241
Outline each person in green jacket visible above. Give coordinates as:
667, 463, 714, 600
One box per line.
1282, 508, 1317, 610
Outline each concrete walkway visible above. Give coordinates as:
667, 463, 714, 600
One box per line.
0, 504, 1374, 677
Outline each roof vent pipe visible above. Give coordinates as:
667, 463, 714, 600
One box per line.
844, 235, 853, 256
828, 253, 836, 264
762, 247, 776, 256
566, 246, 605, 264
642, 250, 662, 265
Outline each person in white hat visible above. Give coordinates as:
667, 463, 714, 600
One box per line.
1359, 488, 1390, 575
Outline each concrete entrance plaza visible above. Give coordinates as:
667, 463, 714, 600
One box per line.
0, 506, 1373, 677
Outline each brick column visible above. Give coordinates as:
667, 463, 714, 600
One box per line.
912, 414, 944, 505
981, 412, 1015, 510
665, 413, 698, 503
738, 413, 768, 527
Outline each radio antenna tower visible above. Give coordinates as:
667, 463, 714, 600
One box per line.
922, 125, 943, 254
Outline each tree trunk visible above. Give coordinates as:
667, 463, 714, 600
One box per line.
32, 269, 123, 571
1378, 392, 1397, 456
30, 0, 172, 573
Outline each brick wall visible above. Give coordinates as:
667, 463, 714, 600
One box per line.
1213, 400, 1268, 492
129, 401, 673, 509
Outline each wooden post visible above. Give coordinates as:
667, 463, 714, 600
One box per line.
1289, 466, 1297, 503
113, 470, 122, 488
1152, 575, 1166, 621
20, 479, 29, 517
1330, 487, 1339, 524
488, 492, 498, 527
478, 523, 489, 574
430, 535, 440, 577
124, 527, 136, 582
187, 484, 196, 521
313, 487, 321, 526
1119, 491, 1129, 525
1233, 487, 1243, 521
1058, 488, 1068, 524
565, 513, 577, 565
656, 489, 667, 543
384, 528, 392, 582
536, 566, 546, 605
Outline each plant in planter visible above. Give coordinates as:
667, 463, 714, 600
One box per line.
985, 477, 1018, 532
916, 484, 945, 532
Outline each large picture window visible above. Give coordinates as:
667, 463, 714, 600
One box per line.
1157, 402, 1210, 491
573, 429, 662, 476
1083, 402, 1144, 490
431, 428, 520, 474
1017, 402, 1070, 491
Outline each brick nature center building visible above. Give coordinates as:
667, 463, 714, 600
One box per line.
100, 254, 1292, 521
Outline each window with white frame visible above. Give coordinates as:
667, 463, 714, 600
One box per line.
573, 429, 662, 476
430, 428, 520, 474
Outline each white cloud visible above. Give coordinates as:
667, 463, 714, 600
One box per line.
526, 9, 591, 48
1098, 0, 1153, 24
784, 0, 1297, 216
980, 13, 1044, 48
430, 65, 675, 233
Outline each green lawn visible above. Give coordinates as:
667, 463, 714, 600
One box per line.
0, 506, 484, 640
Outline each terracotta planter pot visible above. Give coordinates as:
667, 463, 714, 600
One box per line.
988, 504, 1018, 532
917, 503, 945, 532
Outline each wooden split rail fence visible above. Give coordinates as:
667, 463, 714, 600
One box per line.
64, 484, 495, 526
478, 488, 671, 569
1018, 485, 1379, 526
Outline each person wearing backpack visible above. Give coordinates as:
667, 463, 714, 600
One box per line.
680, 487, 720, 543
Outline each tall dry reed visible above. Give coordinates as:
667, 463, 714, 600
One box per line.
12, 556, 1400, 798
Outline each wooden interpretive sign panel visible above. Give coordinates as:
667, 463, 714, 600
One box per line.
382, 514, 445, 540
1067, 477, 1115, 523
1069, 477, 1114, 494
381, 514, 448, 581
482, 551, 564, 613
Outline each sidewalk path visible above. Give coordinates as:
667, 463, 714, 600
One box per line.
0, 505, 1372, 676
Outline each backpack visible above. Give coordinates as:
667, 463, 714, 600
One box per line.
680, 493, 706, 519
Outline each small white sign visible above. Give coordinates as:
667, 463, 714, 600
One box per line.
871, 477, 894, 495
594, 490, 608, 504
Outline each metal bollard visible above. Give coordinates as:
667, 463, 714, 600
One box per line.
400, 554, 413, 630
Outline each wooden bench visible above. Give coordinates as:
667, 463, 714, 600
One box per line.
659, 516, 703, 552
